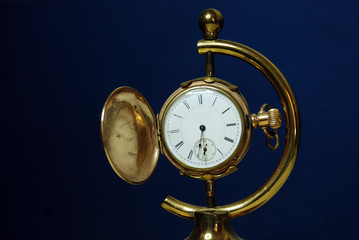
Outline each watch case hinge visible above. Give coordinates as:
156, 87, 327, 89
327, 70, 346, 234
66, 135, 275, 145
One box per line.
156, 114, 164, 155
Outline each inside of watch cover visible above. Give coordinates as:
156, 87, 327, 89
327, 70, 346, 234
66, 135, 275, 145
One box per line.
101, 86, 159, 184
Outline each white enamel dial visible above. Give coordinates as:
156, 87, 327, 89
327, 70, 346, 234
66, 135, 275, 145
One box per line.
162, 87, 243, 169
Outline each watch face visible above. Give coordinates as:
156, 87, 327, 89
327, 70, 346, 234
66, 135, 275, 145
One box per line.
162, 86, 245, 171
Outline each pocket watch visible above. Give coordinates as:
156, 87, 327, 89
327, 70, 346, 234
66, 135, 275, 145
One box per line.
158, 78, 252, 178
100, 9, 300, 239
101, 76, 283, 182
101, 9, 285, 183
101, 75, 258, 182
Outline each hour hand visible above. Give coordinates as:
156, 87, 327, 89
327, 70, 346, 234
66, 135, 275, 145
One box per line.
199, 124, 206, 149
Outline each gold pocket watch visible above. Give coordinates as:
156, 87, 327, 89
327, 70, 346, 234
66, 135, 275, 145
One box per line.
159, 79, 252, 179
101, 9, 300, 240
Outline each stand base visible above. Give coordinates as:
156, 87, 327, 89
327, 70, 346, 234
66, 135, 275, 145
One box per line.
185, 210, 243, 240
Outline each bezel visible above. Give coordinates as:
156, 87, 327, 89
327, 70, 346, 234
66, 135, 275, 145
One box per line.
158, 78, 252, 178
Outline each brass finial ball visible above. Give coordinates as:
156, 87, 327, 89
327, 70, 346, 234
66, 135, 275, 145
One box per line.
198, 9, 224, 40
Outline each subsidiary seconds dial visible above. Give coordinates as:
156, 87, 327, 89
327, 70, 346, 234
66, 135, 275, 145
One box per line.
161, 86, 245, 171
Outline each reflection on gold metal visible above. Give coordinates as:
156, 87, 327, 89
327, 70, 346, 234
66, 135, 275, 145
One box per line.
180, 77, 238, 91
251, 104, 282, 129
252, 104, 282, 150
100, 87, 159, 185
263, 127, 280, 150
198, 9, 224, 40
185, 210, 243, 240
161, 196, 203, 219
180, 165, 238, 181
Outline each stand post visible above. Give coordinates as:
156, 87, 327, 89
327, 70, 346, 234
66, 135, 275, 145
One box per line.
185, 210, 243, 240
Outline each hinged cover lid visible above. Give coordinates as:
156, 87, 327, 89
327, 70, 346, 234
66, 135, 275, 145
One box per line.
101, 86, 159, 184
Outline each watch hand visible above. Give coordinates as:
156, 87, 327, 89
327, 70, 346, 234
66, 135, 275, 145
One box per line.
199, 124, 206, 148
197, 125, 206, 158
197, 132, 203, 159
201, 132, 205, 150
203, 144, 208, 161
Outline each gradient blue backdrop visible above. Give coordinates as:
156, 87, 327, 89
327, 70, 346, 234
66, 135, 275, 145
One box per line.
1, 0, 358, 239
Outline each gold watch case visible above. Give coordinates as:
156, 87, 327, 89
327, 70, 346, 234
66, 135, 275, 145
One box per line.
100, 86, 159, 185
158, 77, 252, 179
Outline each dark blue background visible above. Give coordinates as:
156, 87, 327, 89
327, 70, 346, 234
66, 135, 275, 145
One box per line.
2, 0, 358, 239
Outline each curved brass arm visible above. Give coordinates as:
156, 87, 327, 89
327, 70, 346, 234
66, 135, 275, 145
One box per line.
161, 39, 300, 219
161, 196, 205, 219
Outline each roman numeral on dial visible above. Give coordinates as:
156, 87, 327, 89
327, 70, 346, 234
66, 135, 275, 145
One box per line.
175, 141, 184, 149
187, 150, 193, 160
212, 97, 217, 106
224, 137, 234, 143
222, 107, 230, 114
183, 101, 190, 109
198, 95, 203, 104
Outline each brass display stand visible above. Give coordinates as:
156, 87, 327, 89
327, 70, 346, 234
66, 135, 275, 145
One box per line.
101, 9, 300, 240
